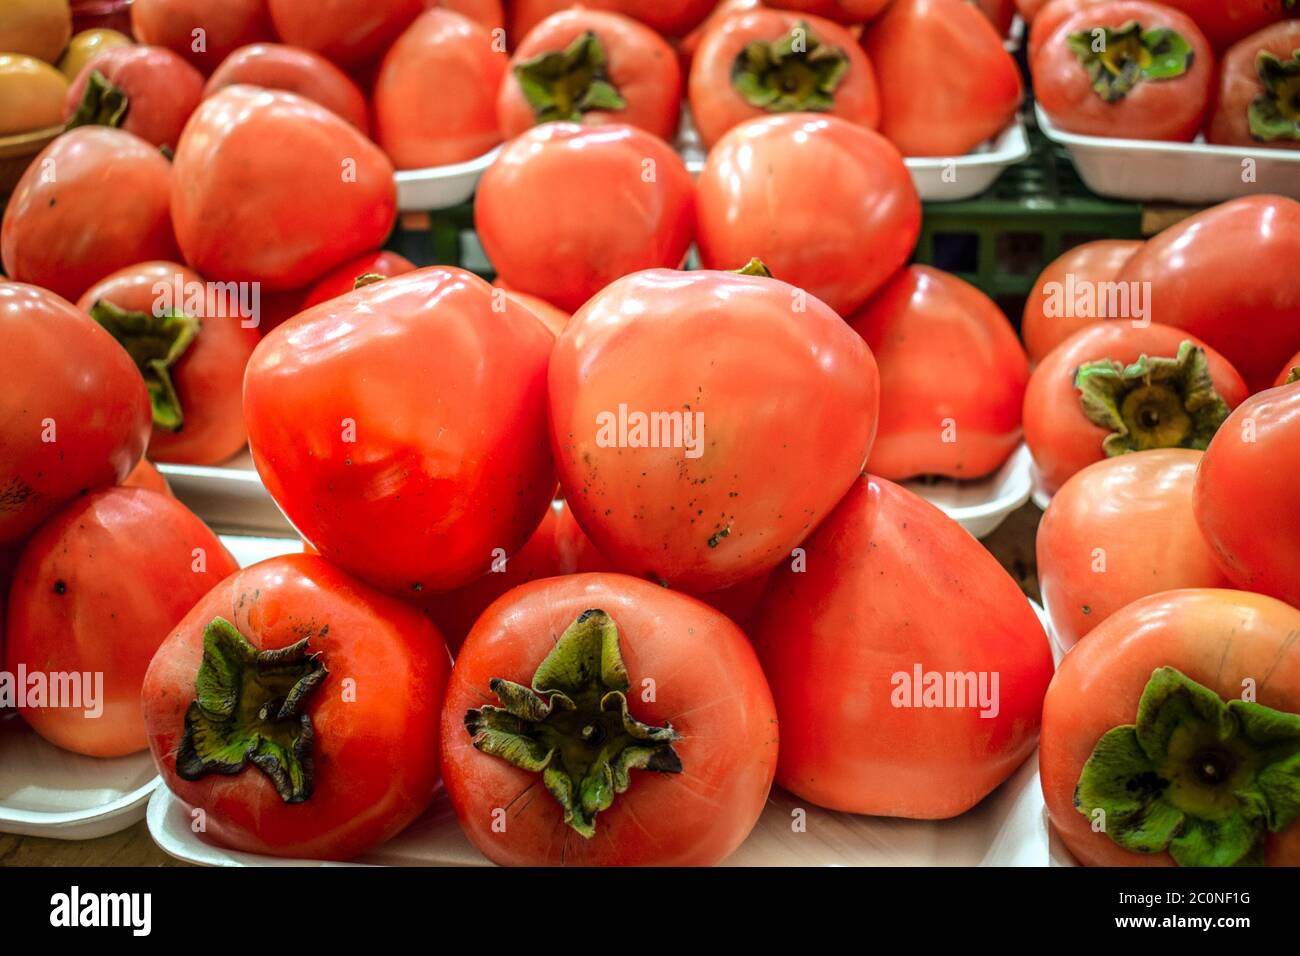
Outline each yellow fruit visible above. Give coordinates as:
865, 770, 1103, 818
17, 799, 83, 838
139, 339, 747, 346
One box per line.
0, 54, 69, 136
0, 0, 73, 64
58, 29, 134, 80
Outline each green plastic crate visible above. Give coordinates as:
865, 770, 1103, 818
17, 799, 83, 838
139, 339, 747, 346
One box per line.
912, 130, 1143, 325
385, 204, 494, 278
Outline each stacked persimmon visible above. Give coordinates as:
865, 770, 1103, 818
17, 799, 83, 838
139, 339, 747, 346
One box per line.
2, 1, 1299, 873
1017, 191, 1300, 867
1028, 0, 1300, 148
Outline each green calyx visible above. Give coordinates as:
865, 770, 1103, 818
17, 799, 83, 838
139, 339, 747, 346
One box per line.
176, 617, 328, 804
464, 609, 682, 838
1067, 21, 1194, 102
732, 257, 773, 277
1287, 368, 1300, 385
1075, 667, 1300, 867
66, 70, 129, 131
513, 31, 627, 124
89, 299, 198, 432
1248, 50, 1300, 142
732, 21, 848, 113
1075, 340, 1229, 457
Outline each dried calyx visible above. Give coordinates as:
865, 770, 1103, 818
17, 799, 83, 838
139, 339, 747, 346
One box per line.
513, 31, 628, 124
1075, 340, 1229, 456
176, 617, 328, 804
67, 70, 129, 131
1068, 21, 1193, 102
89, 299, 198, 432
464, 609, 682, 837
1250, 50, 1300, 142
730, 21, 849, 113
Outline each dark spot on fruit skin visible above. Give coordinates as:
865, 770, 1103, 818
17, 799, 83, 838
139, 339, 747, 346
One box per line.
53, 580, 67, 595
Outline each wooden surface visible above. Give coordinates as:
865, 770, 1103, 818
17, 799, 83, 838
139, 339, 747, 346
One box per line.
1, 821, 180, 867
2, 502, 1045, 868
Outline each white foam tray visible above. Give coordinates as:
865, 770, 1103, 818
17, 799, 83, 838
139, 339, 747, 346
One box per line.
905, 442, 1035, 539
145, 756, 1047, 867
1036, 103, 1300, 204
162, 443, 1034, 545
159, 450, 294, 535
1030, 462, 1053, 513
393, 147, 501, 212
0, 715, 160, 841
147, 601, 1058, 866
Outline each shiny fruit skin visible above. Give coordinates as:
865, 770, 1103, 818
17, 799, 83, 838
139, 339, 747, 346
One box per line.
0, 282, 152, 547
169, 86, 396, 291
695, 112, 920, 317
0, 53, 68, 135
1023, 322, 1248, 494
1021, 239, 1143, 365
143, 554, 451, 860
203, 43, 370, 132
5, 487, 237, 756
440, 573, 778, 866
2, 127, 179, 303
243, 267, 555, 596
76, 261, 261, 465
1037, 449, 1233, 650
755, 476, 1055, 818
475, 122, 694, 313
1193, 378, 1300, 607
1041, 589, 1300, 866
548, 267, 880, 592
374, 9, 507, 169
848, 265, 1029, 481
1116, 195, 1300, 392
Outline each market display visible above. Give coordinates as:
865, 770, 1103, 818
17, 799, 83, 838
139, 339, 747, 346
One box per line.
2, 0, 1299, 881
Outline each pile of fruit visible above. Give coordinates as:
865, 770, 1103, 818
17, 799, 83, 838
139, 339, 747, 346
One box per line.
1028, 0, 1300, 147
2, 0, 1299, 869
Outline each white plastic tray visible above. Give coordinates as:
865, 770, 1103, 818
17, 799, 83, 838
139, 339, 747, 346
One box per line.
163, 443, 1034, 544
681, 116, 1030, 203
904, 442, 1035, 539
1030, 463, 1052, 513
146, 601, 1057, 867
0, 714, 160, 841
159, 450, 293, 536
146, 753, 1048, 867
1036, 103, 1300, 203
393, 146, 501, 212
